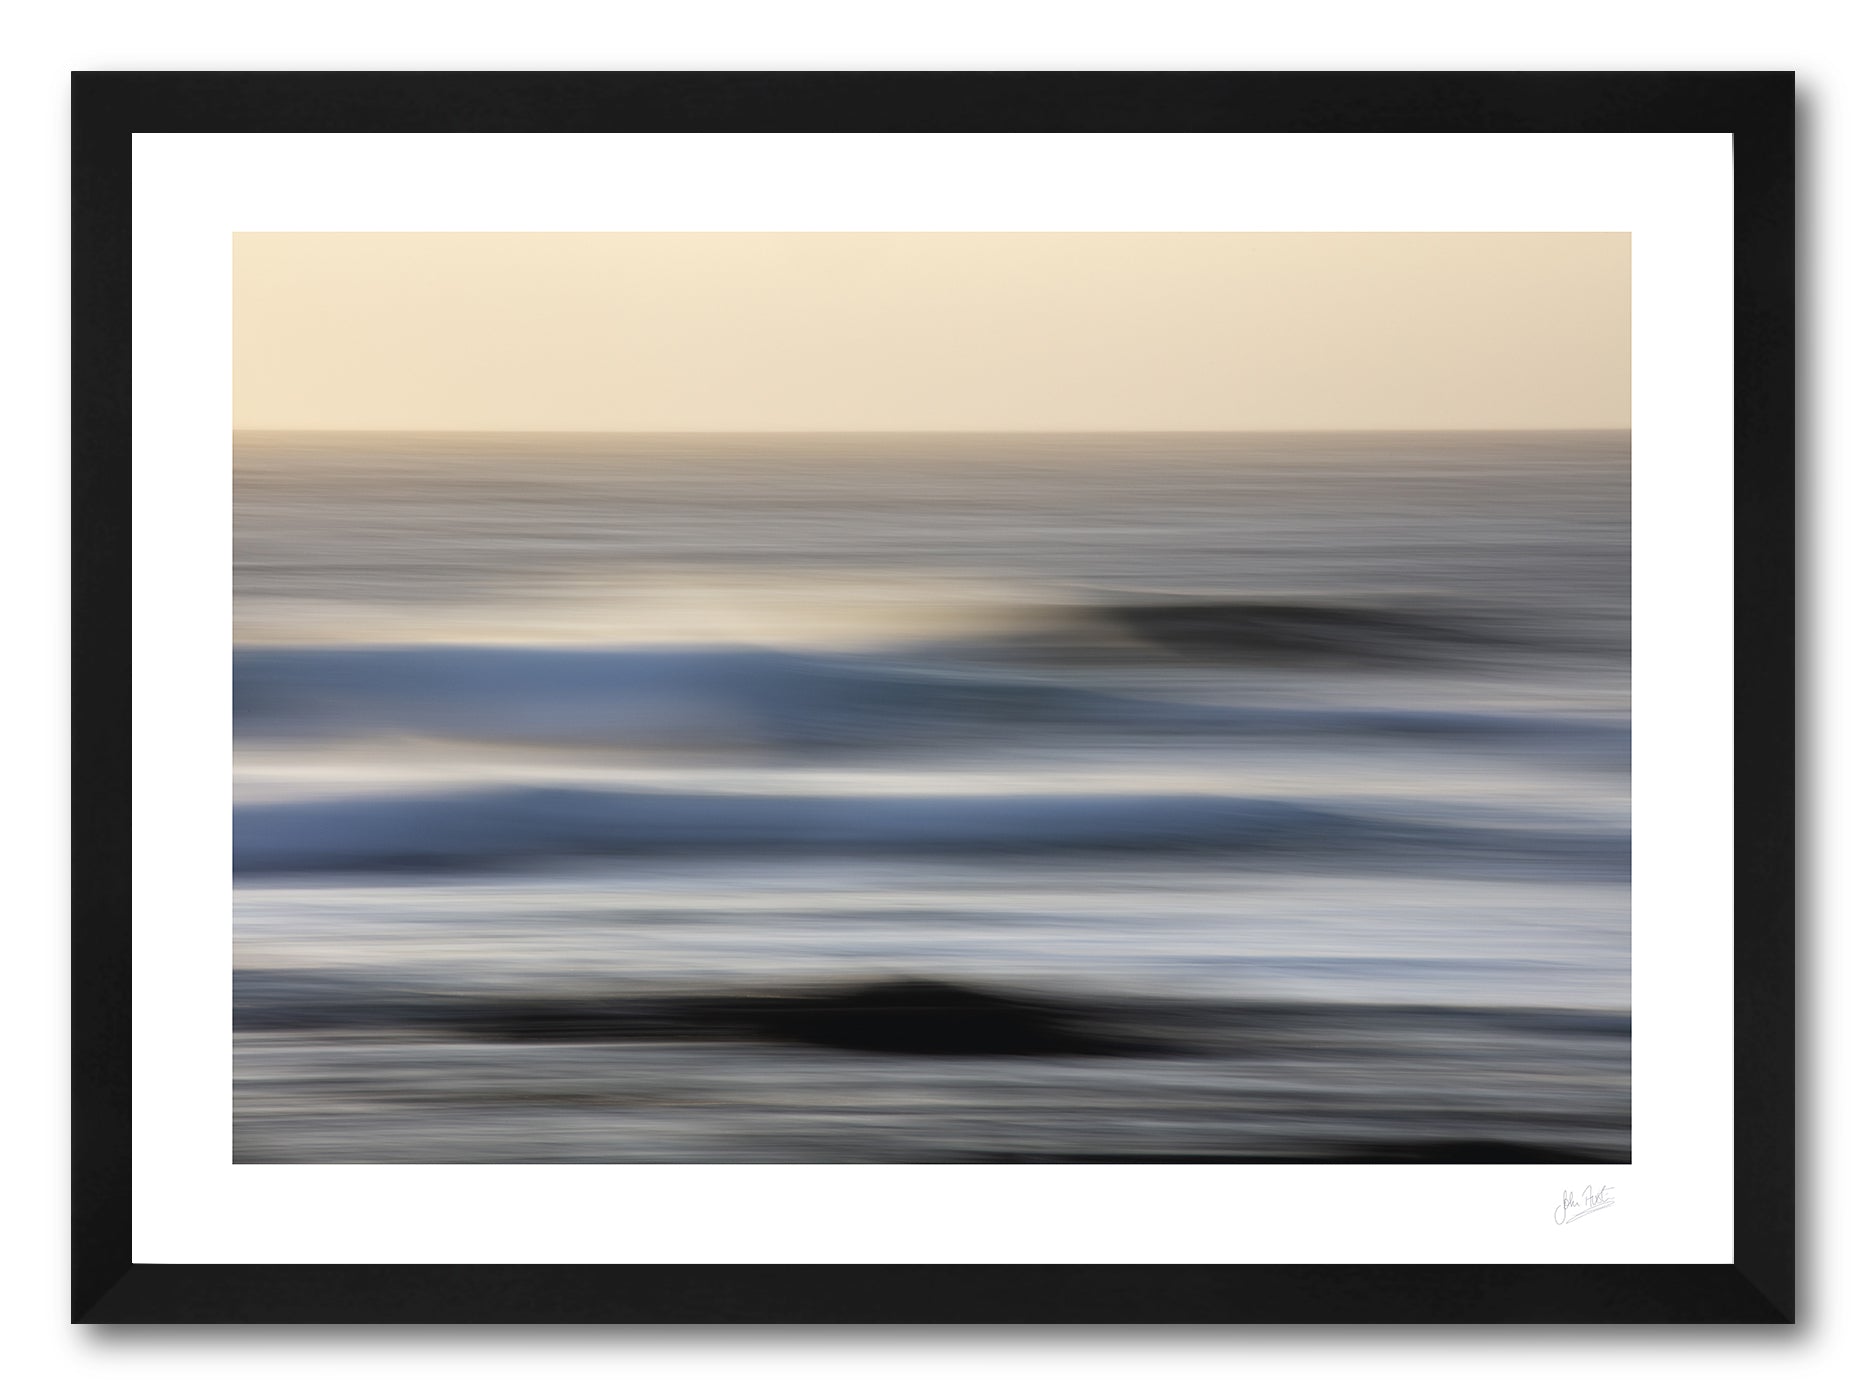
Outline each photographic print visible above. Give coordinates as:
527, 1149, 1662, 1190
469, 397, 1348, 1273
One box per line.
77, 71, 1791, 1324
231, 230, 1632, 1167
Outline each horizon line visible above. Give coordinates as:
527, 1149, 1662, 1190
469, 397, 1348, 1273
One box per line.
232, 425, 1633, 437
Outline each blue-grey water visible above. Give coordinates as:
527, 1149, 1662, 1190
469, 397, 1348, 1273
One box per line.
233, 431, 1629, 1164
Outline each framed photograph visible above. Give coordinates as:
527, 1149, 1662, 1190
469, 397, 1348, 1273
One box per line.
73, 71, 1794, 1322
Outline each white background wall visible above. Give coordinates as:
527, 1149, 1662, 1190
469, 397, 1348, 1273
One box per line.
3, 3, 1841, 1389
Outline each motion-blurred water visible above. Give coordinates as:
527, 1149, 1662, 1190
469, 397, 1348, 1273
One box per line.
233, 431, 1629, 1163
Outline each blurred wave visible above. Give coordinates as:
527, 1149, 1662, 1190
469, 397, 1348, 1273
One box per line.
233, 430, 1630, 1164
235, 968, 1628, 1054
958, 591, 1576, 666
233, 780, 1629, 878
233, 972, 1629, 1164
234, 642, 1627, 755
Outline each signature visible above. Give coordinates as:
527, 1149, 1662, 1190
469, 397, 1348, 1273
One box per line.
1553, 1185, 1616, 1225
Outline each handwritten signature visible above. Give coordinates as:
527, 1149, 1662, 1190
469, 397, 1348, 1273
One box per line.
1553, 1185, 1616, 1225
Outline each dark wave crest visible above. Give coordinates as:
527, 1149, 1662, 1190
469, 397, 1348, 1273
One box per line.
234, 968, 1630, 1052
1031, 593, 1514, 663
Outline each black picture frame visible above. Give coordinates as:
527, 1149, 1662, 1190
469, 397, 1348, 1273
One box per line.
72, 70, 1795, 1324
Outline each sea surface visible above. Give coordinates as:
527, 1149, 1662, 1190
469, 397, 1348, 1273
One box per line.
233, 431, 1630, 1164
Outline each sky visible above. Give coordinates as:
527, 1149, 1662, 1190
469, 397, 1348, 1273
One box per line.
233, 232, 1629, 432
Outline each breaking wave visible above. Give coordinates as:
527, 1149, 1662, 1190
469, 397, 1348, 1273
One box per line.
233, 782, 1629, 877
234, 643, 1625, 752
1007, 593, 1521, 661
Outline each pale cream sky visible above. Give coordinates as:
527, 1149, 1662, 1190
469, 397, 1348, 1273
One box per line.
233, 232, 1629, 431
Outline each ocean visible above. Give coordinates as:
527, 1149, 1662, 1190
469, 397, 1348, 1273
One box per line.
232, 430, 1630, 1164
